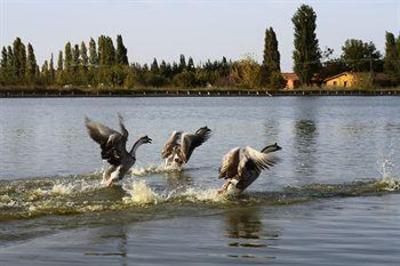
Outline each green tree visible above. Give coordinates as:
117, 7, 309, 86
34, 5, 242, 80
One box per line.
26, 43, 37, 83
384, 32, 400, 77
341, 39, 381, 72
116, 34, 128, 65
41, 60, 49, 85
0, 47, 8, 84
150, 58, 159, 73
57, 51, 63, 71
49, 53, 55, 84
179, 54, 186, 72
292, 4, 321, 85
231, 56, 261, 89
261, 27, 281, 88
64, 42, 73, 73
13, 37, 27, 80
72, 44, 80, 73
6, 46, 16, 83
89, 38, 98, 67
80, 41, 88, 69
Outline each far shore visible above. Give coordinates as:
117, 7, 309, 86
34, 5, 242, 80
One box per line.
1, 87, 400, 98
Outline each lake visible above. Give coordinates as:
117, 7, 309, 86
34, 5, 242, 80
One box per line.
0, 96, 400, 265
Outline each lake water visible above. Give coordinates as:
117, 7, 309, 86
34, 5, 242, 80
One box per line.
0, 96, 400, 265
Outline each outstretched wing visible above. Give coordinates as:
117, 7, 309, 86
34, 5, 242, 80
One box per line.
218, 147, 240, 179
85, 117, 125, 166
117, 113, 129, 143
235, 146, 280, 190
161, 131, 182, 159
180, 126, 212, 163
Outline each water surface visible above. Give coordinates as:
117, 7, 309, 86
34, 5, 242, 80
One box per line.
0, 97, 399, 265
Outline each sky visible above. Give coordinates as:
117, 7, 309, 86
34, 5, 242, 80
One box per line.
0, 0, 399, 71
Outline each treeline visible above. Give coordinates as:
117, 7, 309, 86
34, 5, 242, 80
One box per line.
1, 4, 400, 90
0, 35, 240, 89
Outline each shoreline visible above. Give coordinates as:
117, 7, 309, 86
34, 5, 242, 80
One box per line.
1, 88, 399, 98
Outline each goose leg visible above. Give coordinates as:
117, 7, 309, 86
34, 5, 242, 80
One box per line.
102, 165, 117, 184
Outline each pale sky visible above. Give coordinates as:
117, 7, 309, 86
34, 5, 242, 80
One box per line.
1, 0, 399, 71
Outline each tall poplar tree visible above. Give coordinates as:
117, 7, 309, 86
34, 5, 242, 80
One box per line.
80, 41, 88, 70
72, 44, 80, 73
89, 38, 98, 67
116, 35, 128, 65
26, 43, 37, 83
13, 37, 27, 80
49, 53, 55, 83
57, 51, 63, 71
261, 27, 281, 86
384, 32, 399, 77
64, 42, 73, 73
292, 4, 321, 85
0, 47, 8, 84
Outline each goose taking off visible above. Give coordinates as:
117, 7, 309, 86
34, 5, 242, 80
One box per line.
85, 114, 152, 186
218, 143, 281, 195
161, 126, 212, 168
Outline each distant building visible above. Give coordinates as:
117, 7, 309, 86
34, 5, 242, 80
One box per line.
324, 72, 394, 88
281, 72, 299, 90
324, 71, 357, 88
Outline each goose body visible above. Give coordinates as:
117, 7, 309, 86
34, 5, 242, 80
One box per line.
85, 115, 152, 186
218, 143, 281, 195
161, 126, 212, 168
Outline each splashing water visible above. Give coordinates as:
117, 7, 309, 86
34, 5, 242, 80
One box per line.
123, 180, 160, 205
377, 155, 400, 191
130, 164, 182, 177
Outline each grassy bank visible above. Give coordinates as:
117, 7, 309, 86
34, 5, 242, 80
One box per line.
1, 86, 400, 97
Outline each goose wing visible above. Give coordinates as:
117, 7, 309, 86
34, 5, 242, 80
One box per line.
161, 131, 182, 159
218, 147, 240, 179
235, 146, 280, 190
85, 117, 126, 166
180, 126, 212, 163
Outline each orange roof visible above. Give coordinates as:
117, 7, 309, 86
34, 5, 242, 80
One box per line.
281, 72, 298, 80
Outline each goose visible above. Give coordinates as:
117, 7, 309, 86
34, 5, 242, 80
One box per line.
85, 114, 152, 186
218, 143, 281, 195
161, 126, 212, 168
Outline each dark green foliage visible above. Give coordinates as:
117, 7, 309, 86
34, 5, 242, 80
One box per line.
89, 38, 98, 67
57, 51, 63, 71
261, 27, 281, 88
292, 4, 321, 85
98, 35, 115, 66
80, 42, 88, 69
187, 57, 195, 72
116, 35, 128, 65
13, 37, 27, 80
72, 44, 80, 73
179, 54, 186, 71
384, 32, 400, 79
26, 43, 38, 83
150, 58, 159, 73
64, 42, 73, 73
341, 39, 382, 72
49, 53, 55, 83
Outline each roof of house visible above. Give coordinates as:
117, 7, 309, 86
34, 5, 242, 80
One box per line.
323, 71, 352, 82
281, 72, 299, 80
324, 71, 391, 82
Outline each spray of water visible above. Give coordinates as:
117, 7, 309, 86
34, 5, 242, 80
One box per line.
377, 151, 400, 191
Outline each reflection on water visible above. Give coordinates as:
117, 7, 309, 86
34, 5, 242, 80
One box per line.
223, 207, 280, 261
294, 120, 318, 179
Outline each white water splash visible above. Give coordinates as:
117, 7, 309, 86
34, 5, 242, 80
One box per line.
377, 155, 400, 191
130, 164, 182, 176
123, 180, 160, 205
178, 187, 226, 203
